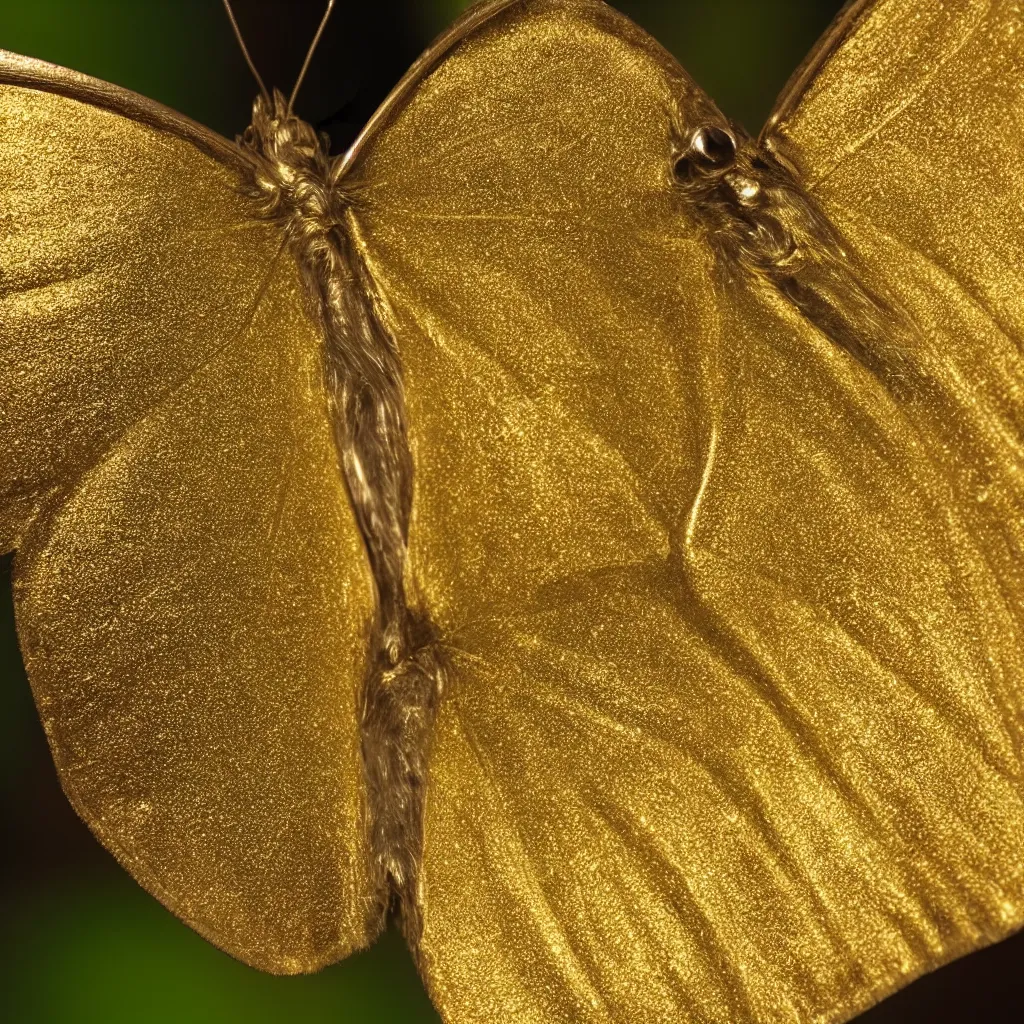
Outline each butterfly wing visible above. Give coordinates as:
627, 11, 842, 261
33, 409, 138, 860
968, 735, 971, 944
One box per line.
763, 0, 1024, 558
0, 56, 378, 972
343, 0, 1024, 1020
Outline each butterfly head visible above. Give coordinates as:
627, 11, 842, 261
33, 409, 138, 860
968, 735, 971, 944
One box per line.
238, 89, 340, 236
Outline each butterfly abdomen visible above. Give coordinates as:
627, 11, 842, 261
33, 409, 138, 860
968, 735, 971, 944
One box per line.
238, 92, 443, 946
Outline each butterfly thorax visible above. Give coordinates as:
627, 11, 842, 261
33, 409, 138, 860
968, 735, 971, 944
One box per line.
676, 126, 916, 389
239, 90, 341, 239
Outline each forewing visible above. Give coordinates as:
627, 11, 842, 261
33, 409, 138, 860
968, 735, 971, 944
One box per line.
763, 0, 1024, 560
346, 0, 1024, 1020
346, 0, 721, 619
0, 63, 378, 971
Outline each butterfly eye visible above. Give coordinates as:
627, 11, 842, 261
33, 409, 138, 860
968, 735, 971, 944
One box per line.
690, 125, 736, 169
672, 125, 737, 183
672, 155, 694, 181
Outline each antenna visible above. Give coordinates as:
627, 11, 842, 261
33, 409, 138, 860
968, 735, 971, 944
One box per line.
288, 0, 336, 113
222, 0, 270, 102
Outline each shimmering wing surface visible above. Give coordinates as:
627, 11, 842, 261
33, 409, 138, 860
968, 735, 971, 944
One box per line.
764, 0, 1024, 573
346, 0, 1024, 1020
0, 62, 377, 972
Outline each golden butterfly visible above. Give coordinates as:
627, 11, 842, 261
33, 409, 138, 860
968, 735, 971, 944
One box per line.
2, 0, 1023, 1021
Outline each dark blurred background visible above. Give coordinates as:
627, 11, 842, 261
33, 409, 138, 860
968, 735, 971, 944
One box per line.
1, 1, 1022, 1021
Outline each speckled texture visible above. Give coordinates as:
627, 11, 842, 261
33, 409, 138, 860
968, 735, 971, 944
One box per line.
4, 0, 1024, 1020
349, 1, 1024, 1021
0, 85, 379, 973
768, 0, 1024, 608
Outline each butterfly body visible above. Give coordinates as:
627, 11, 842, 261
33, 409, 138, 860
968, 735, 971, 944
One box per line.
3, 0, 1024, 1021
238, 88, 444, 939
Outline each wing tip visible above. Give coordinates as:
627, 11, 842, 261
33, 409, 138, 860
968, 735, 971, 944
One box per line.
337, 0, 692, 178
51, 768, 382, 975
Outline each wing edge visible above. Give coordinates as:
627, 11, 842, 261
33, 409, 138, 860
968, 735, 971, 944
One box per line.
0, 48, 247, 172
338, 0, 693, 177
338, 0, 523, 176
760, 0, 876, 143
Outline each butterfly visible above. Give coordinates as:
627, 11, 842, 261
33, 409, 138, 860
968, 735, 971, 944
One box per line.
2, 0, 1023, 1021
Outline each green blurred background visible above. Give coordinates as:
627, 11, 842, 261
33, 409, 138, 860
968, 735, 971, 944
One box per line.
1, 2, 1022, 1022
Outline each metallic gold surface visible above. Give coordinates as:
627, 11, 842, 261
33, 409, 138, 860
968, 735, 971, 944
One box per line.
349, 0, 1024, 1021
4, 0, 1024, 1020
0, 84, 378, 973
766, 0, 1024, 591
0, 47, 244, 169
